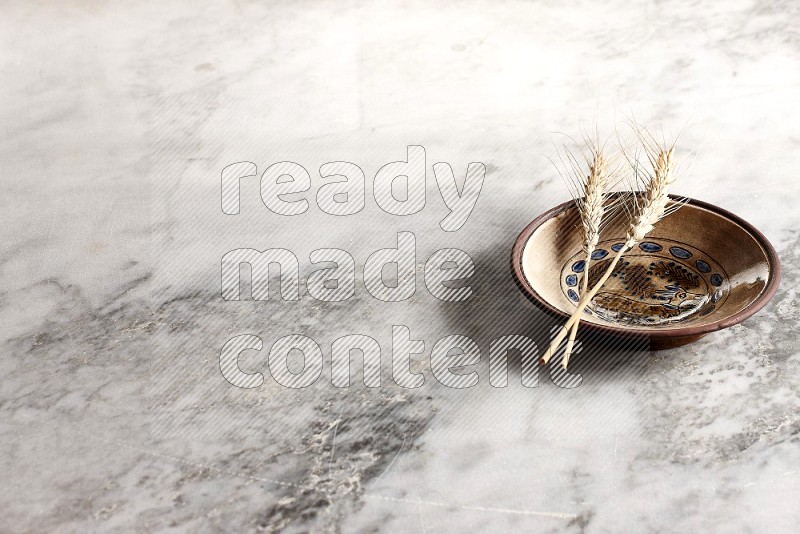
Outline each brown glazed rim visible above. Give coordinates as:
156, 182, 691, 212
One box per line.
511, 195, 782, 340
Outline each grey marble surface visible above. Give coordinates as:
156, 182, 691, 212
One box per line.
1, 1, 799, 532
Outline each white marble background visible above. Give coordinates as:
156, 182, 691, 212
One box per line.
1, 0, 799, 532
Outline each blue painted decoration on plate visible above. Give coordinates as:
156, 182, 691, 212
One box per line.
669, 246, 692, 259
639, 241, 663, 252
695, 259, 711, 273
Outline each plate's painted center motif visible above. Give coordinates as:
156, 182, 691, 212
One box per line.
560, 238, 728, 326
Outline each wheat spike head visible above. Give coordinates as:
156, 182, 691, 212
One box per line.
625, 145, 677, 247
550, 136, 627, 255
581, 149, 607, 252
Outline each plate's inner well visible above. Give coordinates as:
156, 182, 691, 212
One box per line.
560, 238, 728, 327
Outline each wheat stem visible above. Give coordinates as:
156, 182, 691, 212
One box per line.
541, 246, 626, 365
562, 257, 591, 369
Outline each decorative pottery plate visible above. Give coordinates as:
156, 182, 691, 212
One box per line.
511, 196, 781, 349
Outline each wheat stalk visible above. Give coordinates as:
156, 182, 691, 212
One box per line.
541, 136, 680, 366
562, 144, 610, 369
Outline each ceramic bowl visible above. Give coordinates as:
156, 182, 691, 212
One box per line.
511, 196, 781, 349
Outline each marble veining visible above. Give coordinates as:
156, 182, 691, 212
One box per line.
1, 0, 799, 532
